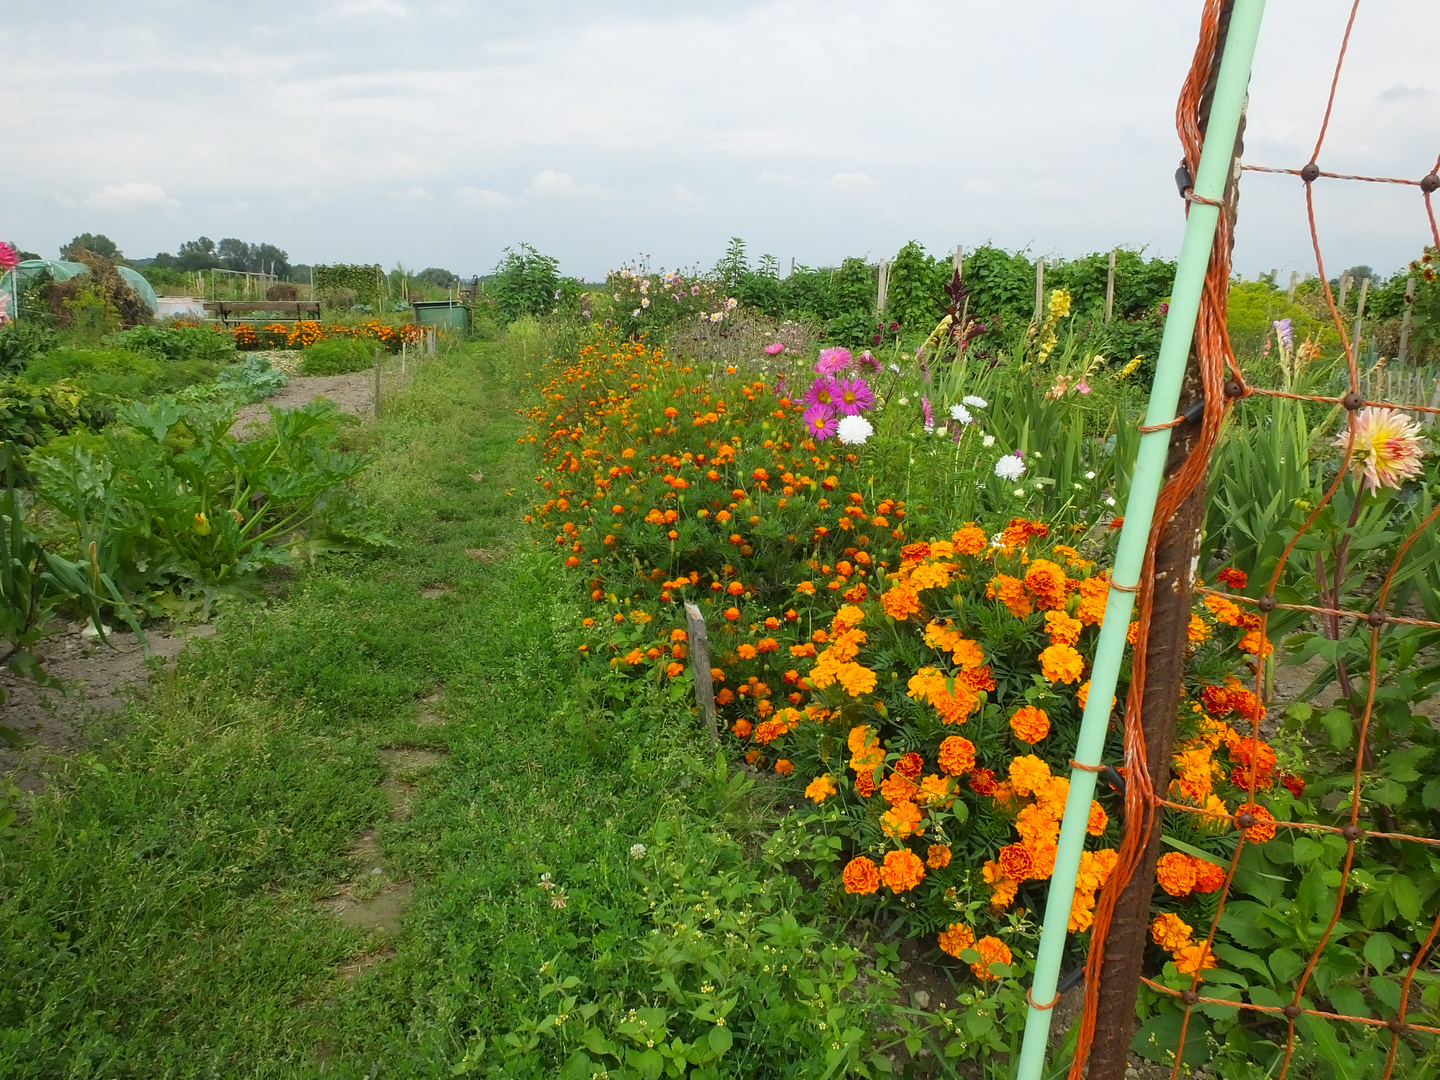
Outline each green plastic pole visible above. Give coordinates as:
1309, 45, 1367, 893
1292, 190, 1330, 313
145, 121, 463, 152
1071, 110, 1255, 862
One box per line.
1012, 3, 1267, 1076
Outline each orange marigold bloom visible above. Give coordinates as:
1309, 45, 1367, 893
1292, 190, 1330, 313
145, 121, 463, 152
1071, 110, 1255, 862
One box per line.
775, 759, 794, 775
1216, 567, 1248, 589
1203, 593, 1244, 626
1155, 851, 1197, 897
880, 800, 924, 840
880, 585, 922, 620
1009, 705, 1051, 744
736, 643, 758, 660
805, 774, 838, 802
879, 848, 926, 892
1087, 800, 1109, 836
731, 718, 753, 738
909, 560, 954, 592
997, 843, 1037, 882
847, 725, 873, 753
842, 856, 881, 894
1039, 643, 1084, 685
1236, 801, 1277, 843
1174, 942, 1217, 977
970, 936, 1012, 981
1024, 559, 1070, 611
918, 774, 954, 808
1238, 629, 1273, 657
880, 771, 920, 806
938, 921, 976, 958
1192, 859, 1226, 893
938, 735, 977, 776
850, 743, 885, 774
953, 526, 988, 555
1151, 912, 1194, 952
926, 844, 952, 869
895, 752, 924, 779
855, 770, 877, 797
1009, 754, 1053, 797
835, 662, 878, 697
987, 573, 1033, 618
723, 606, 741, 621
982, 860, 1019, 908
1044, 610, 1083, 646
1187, 613, 1211, 643
1076, 574, 1109, 626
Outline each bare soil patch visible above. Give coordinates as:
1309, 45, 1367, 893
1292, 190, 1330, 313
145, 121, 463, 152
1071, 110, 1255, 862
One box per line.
1, 623, 216, 792
230, 373, 374, 438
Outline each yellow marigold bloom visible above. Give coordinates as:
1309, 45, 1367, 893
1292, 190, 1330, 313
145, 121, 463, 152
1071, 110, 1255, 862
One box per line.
879, 848, 926, 892
880, 800, 924, 840
938, 922, 976, 959
1174, 942, 1217, 977
909, 560, 954, 592
1024, 559, 1069, 611
1076, 574, 1109, 626
918, 774, 954, 808
805, 774, 837, 803
1341, 407, 1426, 492
835, 662, 877, 697
970, 936, 1012, 981
1039, 643, 1084, 685
987, 573, 1033, 618
1151, 912, 1194, 951
1203, 593, 1243, 627
1009, 704, 1050, 743
847, 725, 873, 753
1009, 754, 1053, 797
1187, 613, 1210, 643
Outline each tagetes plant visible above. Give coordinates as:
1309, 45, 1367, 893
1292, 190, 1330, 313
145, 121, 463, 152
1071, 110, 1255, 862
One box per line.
183, 319, 428, 352
525, 325, 1289, 986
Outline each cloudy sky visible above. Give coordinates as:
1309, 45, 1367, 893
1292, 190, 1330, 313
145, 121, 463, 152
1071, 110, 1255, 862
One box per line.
4, 1, 1436, 282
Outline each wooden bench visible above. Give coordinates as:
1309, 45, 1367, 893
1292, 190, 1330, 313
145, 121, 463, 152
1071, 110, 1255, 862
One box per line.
204, 300, 321, 327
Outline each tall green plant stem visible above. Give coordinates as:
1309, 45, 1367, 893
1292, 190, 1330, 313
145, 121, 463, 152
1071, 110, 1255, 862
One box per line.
1012, 2, 1268, 1075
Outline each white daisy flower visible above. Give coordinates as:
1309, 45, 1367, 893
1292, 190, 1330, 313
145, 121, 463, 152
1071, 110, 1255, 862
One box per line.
994, 455, 1026, 482
836, 415, 873, 445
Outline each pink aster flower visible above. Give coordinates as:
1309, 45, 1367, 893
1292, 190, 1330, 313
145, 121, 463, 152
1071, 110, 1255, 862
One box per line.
1341, 407, 1426, 492
0, 241, 17, 272
815, 347, 853, 375
857, 349, 880, 373
803, 403, 838, 442
921, 395, 934, 433
804, 376, 840, 410
834, 376, 874, 416
765, 342, 785, 355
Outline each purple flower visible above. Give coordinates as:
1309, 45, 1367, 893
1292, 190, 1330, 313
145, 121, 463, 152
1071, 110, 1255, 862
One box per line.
804, 376, 840, 410
872, 333, 882, 345
921, 395, 934, 433
857, 349, 880, 372
803, 403, 838, 442
1272, 318, 1293, 349
834, 377, 874, 416
764, 342, 786, 355
888, 320, 899, 332
1160, 301, 1170, 316
815, 346, 852, 375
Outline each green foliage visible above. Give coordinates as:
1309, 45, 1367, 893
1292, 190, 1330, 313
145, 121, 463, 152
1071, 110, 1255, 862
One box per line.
607, 261, 731, 339
0, 378, 106, 447
59, 233, 120, 260
885, 240, 948, 334
214, 356, 289, 403
313, 263, 384, 308
297, 338, 375, 375
61, 286, 122, 340
0, 321, 57, 376
23, 346, 220, 405
108, 324, 236, 365
490, 243, 583, 322
29, 397, 384, 610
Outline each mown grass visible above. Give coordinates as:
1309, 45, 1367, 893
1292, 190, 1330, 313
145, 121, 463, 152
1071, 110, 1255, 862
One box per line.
0, 334, 745, 1078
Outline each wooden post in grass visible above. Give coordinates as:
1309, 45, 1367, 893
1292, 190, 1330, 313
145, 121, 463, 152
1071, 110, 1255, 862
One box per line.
1352, 277, 1370, 358
953, 245, 964, 282
1399, 276, 1416, 362
1034, 257, 1045, 325
684, 602, 719, 746
1338, 271, 1352, 313
1104, 249, 1117, 324
876, 260, 889, 317
1287, 270, 1298, 301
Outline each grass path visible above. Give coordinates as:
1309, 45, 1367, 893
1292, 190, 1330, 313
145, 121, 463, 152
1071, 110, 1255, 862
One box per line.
0, 336, 723, 1078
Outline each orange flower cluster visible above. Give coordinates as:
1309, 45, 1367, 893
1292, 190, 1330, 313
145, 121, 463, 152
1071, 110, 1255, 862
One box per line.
228, 319, 428, 352
1155, 851, 1227, 897
1151, 913, 1217, 978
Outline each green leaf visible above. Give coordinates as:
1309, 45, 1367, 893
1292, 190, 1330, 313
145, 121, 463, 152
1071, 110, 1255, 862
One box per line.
1320, 708, 1354, 750
708, 1026, 732, 1057
1269, 948, 1304, 986
1160, 834, 1228, 868
1390, 874, 1422, 922
1364, 934, 1396, 973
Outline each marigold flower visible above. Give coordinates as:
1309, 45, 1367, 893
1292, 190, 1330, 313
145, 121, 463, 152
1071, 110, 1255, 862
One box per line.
1151, 912, 1194, 952
835, 662, 878, 697
1039, 643, 1084, 685
997, 843, 1037, 882
970, 936, 1012, 981
1216, 567, 1248, 589
855, 770, 877, 796
880, 584, 922, 620
1024, 559, 1069, 610
937, 735, 976, 776
805, 774, 838, 803
723, 607, 741, 621
938, 922, 976, 959
1237, 629, 1273, 657
880, 771, 920, 805
775, 759, 794, 775
879, 848, 926, 892
1076, 574, 1109, 626
953, 526, 987, 555
1087, 800, 1108, 836
847, 725, 873, 753
1008, 754, 1052, 797
1192, 859, 1226, 893
1173, 942, 1217, 977
1155, 851, 1197, 896
1044, 610, 1083, 646
969, 767, 998, 796
1203, 594, 1244, 626
925, 843, 952, 870
880, 800, 924, 840
987, 573, 1032, 618
1009, 705, 1050, 744
842, 856, 881, 894
1235, 801, 1277, 843
982, 860, 1019, 908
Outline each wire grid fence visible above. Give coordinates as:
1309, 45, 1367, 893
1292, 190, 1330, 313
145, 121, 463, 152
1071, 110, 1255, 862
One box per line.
1066, 1, 1440, 1076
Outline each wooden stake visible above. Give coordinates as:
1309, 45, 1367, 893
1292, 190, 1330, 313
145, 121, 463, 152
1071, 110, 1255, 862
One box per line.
876, 260, 889, 316
953, 245, 964, 281
1398, 276, 1416, 363
1034, 257, 1045, 325
1105, 250, 1117, 324
684, 602, 719, 746
1338, 271, 1352, 312
1352, 277, 1370, 358
1286, 270, 1298, 301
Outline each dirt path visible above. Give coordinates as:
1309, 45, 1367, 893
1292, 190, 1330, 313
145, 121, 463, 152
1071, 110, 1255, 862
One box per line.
231, 372, 375, 437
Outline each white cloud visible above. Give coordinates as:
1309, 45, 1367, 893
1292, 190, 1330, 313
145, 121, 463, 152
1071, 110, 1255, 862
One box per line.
456, 186, 508, 208
336, 0, 405, 15
1377, 83, 1428, 103
393, 186, 431, 212
525, 170, 603, 199
82, 181, 178, 209
829, 172, 876, 192
672, 183, 701, 204
757, 171, 805, 187
287, 191, 332, 210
